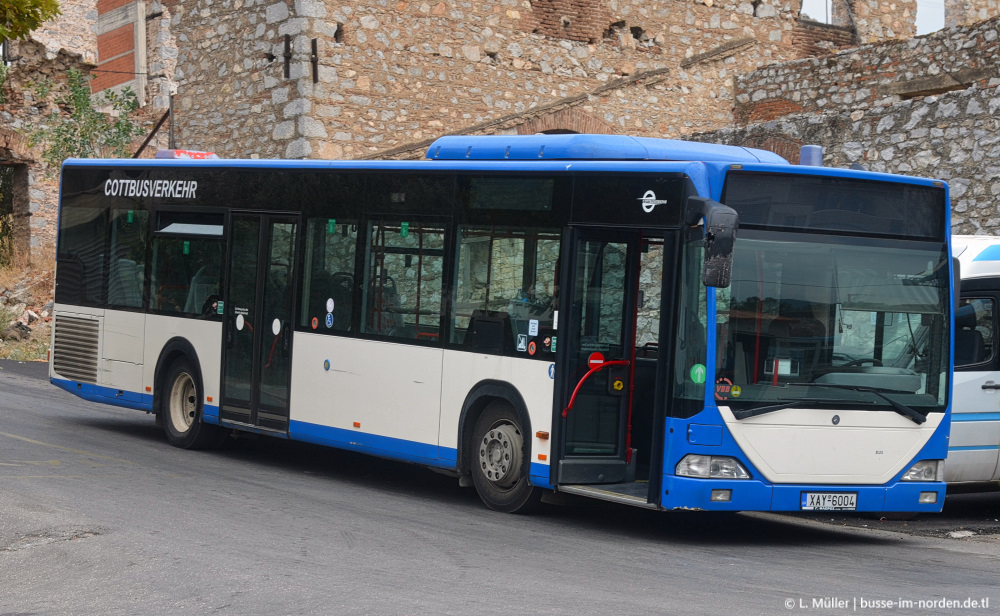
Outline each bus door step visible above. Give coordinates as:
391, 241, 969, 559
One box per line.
558, 483, 658, 510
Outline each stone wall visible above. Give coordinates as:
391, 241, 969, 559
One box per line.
846, 0, 917, 43
696, 77, 1000, 235
25, 0, 98, 65
1, 38, 96, 252
708, 14, 1000, 236
171, 0, 894, 160
734, 16, 1000, 126
945, 0, 1000, 27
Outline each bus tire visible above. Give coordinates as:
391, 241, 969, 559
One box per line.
162, 358, 224, 450
470, 400, 541, 514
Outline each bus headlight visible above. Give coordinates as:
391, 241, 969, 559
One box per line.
901, 460, 944, 482
676, 455, 751, 479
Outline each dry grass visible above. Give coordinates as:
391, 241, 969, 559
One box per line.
0, 244, 55, 361
0, 248, 31, 289
0, 317, 50, 361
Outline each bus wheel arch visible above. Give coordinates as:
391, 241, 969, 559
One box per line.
153, 338, 224, 449
458, 381, 541, 513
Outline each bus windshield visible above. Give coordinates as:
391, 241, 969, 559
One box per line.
714, 234, 950, 415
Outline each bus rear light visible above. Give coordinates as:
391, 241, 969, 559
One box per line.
676, 455, 750, 479
919, 491, 938, 504
901, 460, 943, 482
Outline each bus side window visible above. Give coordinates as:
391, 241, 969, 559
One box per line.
363, 220, 445, 342
107, 209, 148, 309
955, 298, 995, 368
56, 206, 108, 306
451, 226, 560, 356
150, 236, 224, 316
299, 219, 358, 332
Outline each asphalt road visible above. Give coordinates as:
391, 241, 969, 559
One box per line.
1, 360, 998, 615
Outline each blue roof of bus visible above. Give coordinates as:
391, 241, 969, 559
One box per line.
424, 134, 789, 164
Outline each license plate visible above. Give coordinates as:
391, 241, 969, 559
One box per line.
801, 492, 857, 511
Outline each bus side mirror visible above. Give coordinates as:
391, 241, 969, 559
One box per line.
686, 196, 739, 288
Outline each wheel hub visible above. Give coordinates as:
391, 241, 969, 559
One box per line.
479, 423, 523, 488
169, 372, 196, 433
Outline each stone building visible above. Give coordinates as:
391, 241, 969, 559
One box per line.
0, 0, 97, 254
3, 0, 1000, 255
165, 0, 946, 160
0, 0, 177, 258
696, 14, 1000, 235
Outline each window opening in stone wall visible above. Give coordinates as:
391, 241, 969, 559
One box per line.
798, 0, 858, 28
603, 20, 627, 39
0, 166, 13, 266
0, 41, 10, 66
916, 0, 945, 35
800, 0, 831, 23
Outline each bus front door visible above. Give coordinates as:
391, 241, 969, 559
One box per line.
221, 214, 299, 432
558, 230, 645, 486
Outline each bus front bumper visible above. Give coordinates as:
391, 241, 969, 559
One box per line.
661, 476, 946, 513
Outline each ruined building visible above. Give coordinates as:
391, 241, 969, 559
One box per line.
2, 0, 1000, 255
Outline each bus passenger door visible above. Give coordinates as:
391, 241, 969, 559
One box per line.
221, 213, 299, 432
556, 230, 640, 485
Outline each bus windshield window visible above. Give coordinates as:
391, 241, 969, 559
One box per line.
714, 236, 949, 413
671, 234, 709, 418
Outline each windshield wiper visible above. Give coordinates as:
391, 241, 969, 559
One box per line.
784, 383, 927, 425
732, 397, 863, 420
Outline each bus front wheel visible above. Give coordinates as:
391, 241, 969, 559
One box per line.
162, 358, 224, 449
470, 401, 541, 513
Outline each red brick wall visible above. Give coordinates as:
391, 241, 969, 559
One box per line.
516, 108, 615, 134
98, 24, 134, 61
736, 98, 807, 125
524, 0, 611, 43
92, 54, 135, 91
94, 23, 135, 91
791, 19, 857, 58
97, 0, 135, 13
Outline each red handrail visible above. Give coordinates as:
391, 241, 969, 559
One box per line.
561, 360, 630, 418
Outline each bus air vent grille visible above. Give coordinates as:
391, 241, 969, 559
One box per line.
53, 315, 100, 384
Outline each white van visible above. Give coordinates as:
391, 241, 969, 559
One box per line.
951, 235, 1000, 485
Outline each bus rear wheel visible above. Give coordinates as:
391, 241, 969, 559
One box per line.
162, 358, 224, 449
470, 401, 541, 513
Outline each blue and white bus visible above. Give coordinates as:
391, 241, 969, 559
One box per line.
50, 134, 952, 513
949, 235, 1000, 486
